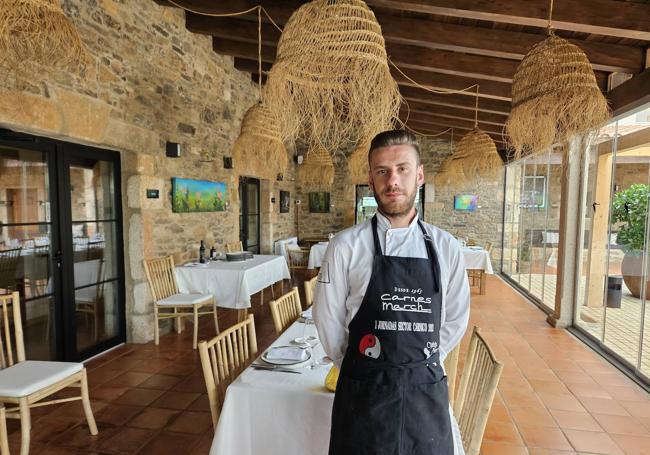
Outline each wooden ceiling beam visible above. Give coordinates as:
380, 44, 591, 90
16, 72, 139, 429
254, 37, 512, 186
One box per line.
609, 68, 650, 116
403, 100, 507, 126
366, 0, 650, 40
406, 120, 507, 144
402, 111, 506, 137
398, 86, 511, 115
179, 3, 644, 73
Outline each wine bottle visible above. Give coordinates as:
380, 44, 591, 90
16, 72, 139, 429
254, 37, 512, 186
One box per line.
199, 240, 206, 263
210, 245, 216, 260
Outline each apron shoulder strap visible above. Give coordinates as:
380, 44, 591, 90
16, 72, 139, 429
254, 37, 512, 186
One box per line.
417, 220, 441, 294
371, 215, 383, 256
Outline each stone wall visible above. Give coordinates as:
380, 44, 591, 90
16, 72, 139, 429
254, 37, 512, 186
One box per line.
0, 0, 295, 344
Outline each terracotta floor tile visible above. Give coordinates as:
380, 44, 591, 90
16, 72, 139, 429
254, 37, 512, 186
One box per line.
554, 370, 599, 385
95, 404, 143, 426
90, 385, 130, 402
527, 450, 577, 455
550, 409, 602, 432
567, 382, 614, 400
537, 392, 587, 413
510, 406, 558, 428
618, 400, 650, 419
127, 407, 180, 430
28, 416, 84, 444
609, 433, 650, 455
114, 388, 166, 407
518, 425, 573, 451
165, 410, 212, 434
95, 426, 157, 454
151, 391, 201, 410
136, 431, 202, 455
601, 384, 650, 402
480, 442, 529, 455
187, 394, 211, 413
484, 420, 524, 445
138, 374, 183, 391
171, 375, 207, 393
103, 371, 153, 388
563, 429, 624, 455
529, 379, 571, 395
578, 397, 630, 416
592, 414, 650, 436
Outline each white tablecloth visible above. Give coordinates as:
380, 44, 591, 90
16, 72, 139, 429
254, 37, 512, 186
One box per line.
174, 255, 290, 309
462, 247, 494, 274
274, 237, 298, 262
211, 320, 465, 455
308, 243, 328, 269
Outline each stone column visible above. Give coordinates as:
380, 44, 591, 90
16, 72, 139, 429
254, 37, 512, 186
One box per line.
547, 136, 586, 328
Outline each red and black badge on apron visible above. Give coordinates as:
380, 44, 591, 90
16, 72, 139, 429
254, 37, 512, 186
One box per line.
329, 216, 453, 455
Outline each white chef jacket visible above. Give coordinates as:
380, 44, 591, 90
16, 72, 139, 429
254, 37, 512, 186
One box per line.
313, 211, 470, 369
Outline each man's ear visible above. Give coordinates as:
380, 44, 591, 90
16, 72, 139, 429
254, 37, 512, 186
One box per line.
416, 164, 424, 186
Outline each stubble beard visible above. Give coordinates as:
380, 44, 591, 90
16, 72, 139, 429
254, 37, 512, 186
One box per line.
374, 181, 418, 218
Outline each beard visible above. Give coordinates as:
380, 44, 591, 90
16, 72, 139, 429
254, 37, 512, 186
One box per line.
373, 181, 418, 218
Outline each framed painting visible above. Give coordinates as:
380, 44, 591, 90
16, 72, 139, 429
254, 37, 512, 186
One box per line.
279, 190, 290, 213
172, 178, 228, 213
454, 194, 478, 212
308, 192, 330, 213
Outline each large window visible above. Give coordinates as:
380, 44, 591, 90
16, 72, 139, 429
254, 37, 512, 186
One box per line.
502, 149, 562, 311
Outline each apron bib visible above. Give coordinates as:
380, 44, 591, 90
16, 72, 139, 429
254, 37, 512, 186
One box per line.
329, 216, 453, 455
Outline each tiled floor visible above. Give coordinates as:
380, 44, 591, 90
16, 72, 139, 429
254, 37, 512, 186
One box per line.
7, 274, 650, 454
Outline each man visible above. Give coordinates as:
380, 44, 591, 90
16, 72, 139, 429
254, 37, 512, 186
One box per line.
313, 130, 470, 455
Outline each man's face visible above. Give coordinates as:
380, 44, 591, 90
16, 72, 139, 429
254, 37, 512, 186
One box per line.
368, 144, 424, 218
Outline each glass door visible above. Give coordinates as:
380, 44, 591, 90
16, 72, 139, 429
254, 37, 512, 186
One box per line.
239, 177, 260, 253
0, 131, 125, 361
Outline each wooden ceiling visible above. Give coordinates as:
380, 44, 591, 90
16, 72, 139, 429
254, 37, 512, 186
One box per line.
154, 0, 650, 148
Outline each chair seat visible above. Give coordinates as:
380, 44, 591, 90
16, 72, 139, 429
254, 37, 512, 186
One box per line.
0, 360, 83, 397
157, 293, 212, 306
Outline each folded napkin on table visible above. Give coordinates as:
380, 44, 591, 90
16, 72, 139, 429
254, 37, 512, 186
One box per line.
302, 307, 313, 319
265, 346, 309, 362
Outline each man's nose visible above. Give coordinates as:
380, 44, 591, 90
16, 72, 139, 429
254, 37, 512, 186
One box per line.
386, 169, 400, 185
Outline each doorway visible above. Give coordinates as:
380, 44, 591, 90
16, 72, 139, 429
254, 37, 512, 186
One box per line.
239, 177, 260, 253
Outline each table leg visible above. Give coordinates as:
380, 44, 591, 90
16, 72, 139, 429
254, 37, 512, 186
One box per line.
237, 308, 248, 323
480, 272, 487, 295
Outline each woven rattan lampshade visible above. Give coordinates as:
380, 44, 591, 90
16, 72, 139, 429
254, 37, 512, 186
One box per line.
0, 0, 89, 75
264, 0, 400, 151
456, 129, 502, 179
435, 155, 467, 188
506, 34, 609, 156
232, 103, 288, 177
297, 145, 334, 188
347, 140, 370, 184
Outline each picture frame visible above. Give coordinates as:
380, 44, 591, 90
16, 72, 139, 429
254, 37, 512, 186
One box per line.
308, 192, 330, 213
171, 177, 228, 213
453, 194, 478, 212
279, 190, 290, 213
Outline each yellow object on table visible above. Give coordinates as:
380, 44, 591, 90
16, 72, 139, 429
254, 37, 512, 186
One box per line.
325, 365, 339, 392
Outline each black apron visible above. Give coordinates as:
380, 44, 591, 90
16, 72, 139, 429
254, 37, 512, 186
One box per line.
329, 216, 453, 455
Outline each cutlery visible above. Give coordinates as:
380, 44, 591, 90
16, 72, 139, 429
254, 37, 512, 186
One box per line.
251, 364, 303, 374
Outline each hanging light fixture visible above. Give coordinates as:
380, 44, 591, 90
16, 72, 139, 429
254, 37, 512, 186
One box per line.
297, 145, 334, 188
264, 0, 401, 151
0, 0, 90, 75
347, 139, 371, 185
232, 101, 288, 178
435, 132, 467, 188
505, 0, 609, 156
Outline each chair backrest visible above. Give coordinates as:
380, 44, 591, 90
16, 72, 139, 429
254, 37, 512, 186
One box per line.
0, 292, 25, 368
286, 246, 309, 269
443, 342, 461, 406
269, 287, 302, 335
303, 275, 318, 308
143, 255, 180, 302
0, 248, 21, 290
484, 242, 493, 254
453, 326, 504, 455
226, 241, 243, 253
198, 314, 257, 428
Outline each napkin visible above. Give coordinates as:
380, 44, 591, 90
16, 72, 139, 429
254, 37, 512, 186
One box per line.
265, 346, 309, 362
301, 307, 313, 319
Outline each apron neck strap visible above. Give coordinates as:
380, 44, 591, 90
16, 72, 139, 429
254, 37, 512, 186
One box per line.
371, 215, 383, 255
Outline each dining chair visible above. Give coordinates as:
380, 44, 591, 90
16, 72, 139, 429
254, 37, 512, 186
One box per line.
0, 248, 21, 294
286, 245, 310, 281
143, 255, 219, 349
453, 326, 503, 455
0, 292, 97, 455
303, 275, 318, 309
484, 242, 493, 255
225, 241, 243, 253
198, 314, 257, 428
269, 287, 302, 336
443, 342, 461, 407
466, 269, 486, 295
75, 259, 104, 341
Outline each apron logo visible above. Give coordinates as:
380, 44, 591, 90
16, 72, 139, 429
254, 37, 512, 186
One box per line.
423, 341, 438, 359
359, 334, 381, 359
380, 293, 432, 313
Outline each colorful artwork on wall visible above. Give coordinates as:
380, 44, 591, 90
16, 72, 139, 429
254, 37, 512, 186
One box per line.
171, 178, 228, 213
308, 192, 330, 213
280, 190, 290, 213
453, 194, 478, 211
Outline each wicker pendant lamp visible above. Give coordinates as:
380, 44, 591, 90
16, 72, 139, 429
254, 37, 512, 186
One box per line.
264, 0, 401, 151
0, 0, 89, 75
347, 139, 371, 184
232, 102, 288, 177
297, 145, 335, 188
505, 0, 609, 156
435, 135, 468, 188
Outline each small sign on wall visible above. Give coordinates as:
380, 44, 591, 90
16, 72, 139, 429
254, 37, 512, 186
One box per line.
146, 189, 159, 199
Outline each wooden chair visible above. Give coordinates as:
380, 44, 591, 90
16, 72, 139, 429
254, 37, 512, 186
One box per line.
286, 245, 310, 281
484, 242, 493, 255
453, 326, 503, 455
198, 314, 257, 428
303, 275, 318, 309
225, 241, 243, 253
0, 248, 21, 294
443, 342, 461, 407
0, 292, 97, 455
269, 287, 302, 336
143, 255, 219, 350
75, 259, 104, 342
466, 269, 486, 295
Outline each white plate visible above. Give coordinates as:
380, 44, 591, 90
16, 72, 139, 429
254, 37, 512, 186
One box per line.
292, 336, 318, 347
261, 346, 312, 366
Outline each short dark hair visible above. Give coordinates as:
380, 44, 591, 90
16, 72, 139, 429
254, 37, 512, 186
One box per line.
368, 130, 421, 165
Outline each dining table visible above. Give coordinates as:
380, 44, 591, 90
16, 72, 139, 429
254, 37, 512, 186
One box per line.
462, 246, 494, 274
307, 242, 329, 269
174, 254, 290, 310
210, 314, 465, 455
